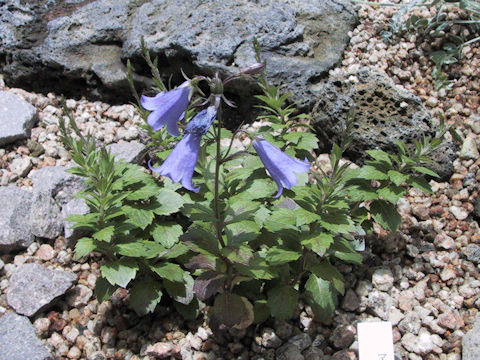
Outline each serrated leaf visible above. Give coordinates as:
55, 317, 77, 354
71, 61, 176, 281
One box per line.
181, 225, 220, 256
301, 233, 334, 256
101, 258, 139, 288
267, 286, 298, 321
357, 165, 389, 180
306, 261, 345, 295
266, 247, 301, 265
185, 254, 217, 270
225, 221, 260, 245
222, 245, 253, 265
388, 170, 409, 186
129, 277, 162, 316
125, 182, 160, 201
264, 208, 298, 232
74, 237, 96, 259
94, 276, 117, 303
151, 263, 185, 283
122, 205, 154, 229
370, 200, 402, 232
193, 271, 226, 301
211, 293, 254, 329
295, 207, 321, 227
407, 176, 433, 194
319, 212, 356, 234
152, 223, 183, 248
377, 185, 406, 204
154, 188, 184, 215
329, 238, 363, 264
115, 242, 155, 257
92, 226, 115, 242
305, 274, 337, 322
366, 149, 392, 165
164, 273, 194, 305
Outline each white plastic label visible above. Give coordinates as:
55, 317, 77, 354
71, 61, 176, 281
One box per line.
357, 321, 394, 360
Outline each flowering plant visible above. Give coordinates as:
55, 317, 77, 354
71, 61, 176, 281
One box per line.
62, 42, 448, 328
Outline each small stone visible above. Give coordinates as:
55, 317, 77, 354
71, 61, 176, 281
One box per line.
145, 342, 180, 358
66, 285, 93, 307
332, 349, 357, 360
401, 328, 440, 355
398, 312, 421, 335
433, 233, 455, 250
106, 140, 146, 164
388, 307, 404, 326
438, 311, 464, 330
288, 333, 312, 351
372, 268, 394, 291
33, 317, 51, 337
274, 320, 293, 340
341, 289, 360, 312
9, 157, 33, 177
440, 267, 456, 281
67, 346, 82, 359
261, 328, 283, 348
449, 206, 469, 220
330, 324, 356, 348
276, 343, 304, 360
367, 290, 392, 320
63, 325, 80, 344
0, 91, 38, 146
464, 244, 480, 264
36, 244, 55, 261
460, 137, 479, 160
425, 97, 438, 107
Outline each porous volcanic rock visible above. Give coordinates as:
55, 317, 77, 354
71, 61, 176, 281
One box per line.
312, 69, 456, 180
0, 0, 357, 120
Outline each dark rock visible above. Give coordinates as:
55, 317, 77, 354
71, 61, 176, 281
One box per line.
0, 91, 38, 146
0, 312, 52, 360
474, 196, 480, 220
1, 0, 357, 119
30, 192, 63, 239
0, 186, 34, 253
464, 244, 480, 265
276, 343, 304, 360
463, 313, 480, 360
330, 324, 356, 349
288, 333, 312, 352
106, 140, 146, 164
7, 263, 77, 317
312, 69, 455, 180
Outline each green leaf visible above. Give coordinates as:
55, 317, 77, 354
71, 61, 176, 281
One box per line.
225, 221, 260, 245
74, 237, 96, 259
366, 149, 392, 165
152, 223, 183, 248
92, 226, 115, 243
357, 165, 389, 180
181, 225, 220, 256
94, 276, 117, 303
301, 233, 334, 256
125, 182, 160, 201
193, 271, 226, 301
253, 299, 270, 324
150, 263, 185, 283
222, 246, 253, 265
295, 207, 321, 227
370, 200, 402, 232
122, 205, 154, 230
267, 286, 298, 321
129, 277, 163, 316
173, 298, 200, 321
266, 247, 301, 266
264, 208, 298, 232
406, 176, 433, 194
305, 274, 337, 322
115, 241, 157, 257
377, 185, 406, 204
164, 273, 194, 305
154, 188, 185, 215
319, 212, 356, 234
101, 258, 139, 288
329, 238, 363, 264
211, 293, 254, 329
306, 260, 345, 295
388, 170, 409, 186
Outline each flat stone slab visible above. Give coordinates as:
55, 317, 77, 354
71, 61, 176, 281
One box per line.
107, 140, 146, 164
7, 263, 77, 317
0, 312, 52, 360
464, 313, 480, 360
0, 186, 34, 253
0, 91, 37, 146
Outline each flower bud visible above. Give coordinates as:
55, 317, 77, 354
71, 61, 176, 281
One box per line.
209, 73, 224, 95
239, 62, 265, 75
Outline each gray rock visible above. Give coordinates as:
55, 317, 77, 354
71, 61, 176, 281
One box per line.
0, 91, 38, 146
460, 137, 479, 160
32, 166, 85, 206
0, 186, 34, 253
475, 196, 480, 220
398, 311, 422, 335
0, 312, 52, 360
276, 343, 304, 360
312, 69, 455, 180
367, 290, 392, 320
106, 140, 146, 164
463, 313, 480, 360
2, 0, 356, 117
9, 157, 33, 177
372, 268, 394, 292
288, 333, 312, 352
260, 328, 283, 349
7, 263, 77, 317
30, 192, 63, 239
401, 328, 441, 355
464, 244, 480, 264
330, 324, 356, 349
341, 289, 360, 312
62, 197, 90, 240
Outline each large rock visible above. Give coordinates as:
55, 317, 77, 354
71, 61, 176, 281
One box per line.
62, 197, 90, 241
464, 313, 480, 360
0, 91, 38, 146
7, 263, 77, 317
30, 192, 63, 239
312, 69, 455, 180
0, 0, 357, 115
106, 140, 146, 164
0, 312, 52, 360
0, 186, 34, 253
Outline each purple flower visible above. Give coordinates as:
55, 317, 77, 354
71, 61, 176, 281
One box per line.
253, 137, 310, 198
141, 81, 191, 137
149, 106, 217, 192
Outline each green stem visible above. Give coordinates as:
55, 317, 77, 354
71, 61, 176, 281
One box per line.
214, 103, 226, 249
